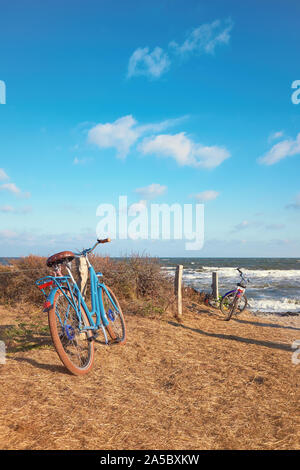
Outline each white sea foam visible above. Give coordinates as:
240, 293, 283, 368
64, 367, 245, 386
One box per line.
202, 266, 300, 280
247, 297, 300, 314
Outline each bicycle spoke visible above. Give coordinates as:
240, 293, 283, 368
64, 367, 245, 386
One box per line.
52, 291, 93, 370
101, 287, 126, 344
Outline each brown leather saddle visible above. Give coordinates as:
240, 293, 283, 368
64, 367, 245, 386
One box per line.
46, 251, 75, 267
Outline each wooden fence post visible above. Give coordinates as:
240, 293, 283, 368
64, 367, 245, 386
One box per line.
174, 265, 183, 319
212, 271, 219, 300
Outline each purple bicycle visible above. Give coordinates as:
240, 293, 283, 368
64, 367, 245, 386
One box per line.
219, 268, 250, 321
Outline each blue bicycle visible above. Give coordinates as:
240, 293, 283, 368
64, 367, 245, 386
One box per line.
35, 238, 126, 375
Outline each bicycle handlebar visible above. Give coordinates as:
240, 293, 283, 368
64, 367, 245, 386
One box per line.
97, 238, 111, 244
75, 238, 111, 257
237, 267, 250, 283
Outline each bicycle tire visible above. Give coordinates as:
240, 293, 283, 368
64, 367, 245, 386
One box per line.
101, 286, 126, 345
220, 292, 247, 321
239, 294, 248, 312
207, 296, 220, 309
226, 297, 238, 321
48, 288, 95, 375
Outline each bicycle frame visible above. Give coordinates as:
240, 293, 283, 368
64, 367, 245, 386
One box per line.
35, 260, 119, 344
222, 286, 245, 299
223, 268, 248, 300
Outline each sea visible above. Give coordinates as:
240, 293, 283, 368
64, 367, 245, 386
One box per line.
158, 257, 300, 317
0, 258, 18, 266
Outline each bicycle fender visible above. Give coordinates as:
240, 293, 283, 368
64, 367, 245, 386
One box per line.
222, 289, 236, 299
43, 287, 59, 312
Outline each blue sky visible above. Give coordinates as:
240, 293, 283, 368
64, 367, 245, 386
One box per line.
0, 0, 300, 257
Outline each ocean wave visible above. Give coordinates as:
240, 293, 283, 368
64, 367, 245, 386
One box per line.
247, 297, 300, 314
202, 266, 300, 279
162, 265, 300, 284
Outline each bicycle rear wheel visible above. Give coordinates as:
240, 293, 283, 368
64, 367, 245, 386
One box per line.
101, 286, 126, 345
207, 295, 220, 309
48, 289, 95, 375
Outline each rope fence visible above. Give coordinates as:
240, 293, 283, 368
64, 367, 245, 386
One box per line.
0, 268, 49, 275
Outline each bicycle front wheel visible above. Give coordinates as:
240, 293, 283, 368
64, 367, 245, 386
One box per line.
101, 286, 126, 345
48, 289, 95, 375
220, 293, 247, 321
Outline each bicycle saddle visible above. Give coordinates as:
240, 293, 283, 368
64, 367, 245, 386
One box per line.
46, 251, 75, 267
237, 281, 246, 288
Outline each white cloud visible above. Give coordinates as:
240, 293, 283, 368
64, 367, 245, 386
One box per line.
73, 157, 93, 165
232, 219, 273, 232
88, 115, 230, 169
138, 115, 189, 135
0, 205, 32, 214
0, 205, 14, 213
88, 115, 139, 159
286, 192, 300, 210
259, 133, 300, 165
0, 182, 30, 199
0, 229, 17, 239
88, 114, 186, 159
139, 132, 230, 169
127, 47, 171, 79
0, 170, 30, 200
193, 190, 219, 202
232, 220, 251, 232
127, 18, 233, 80
135, 183, 167, 199
0, 169, 8, 181
170, 18, 233, 56
0, 182, 21, 195
268, 130, 284, 142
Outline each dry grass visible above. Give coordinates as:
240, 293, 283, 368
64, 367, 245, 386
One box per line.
0, 255, 174, 316
0, 295, 299, 450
